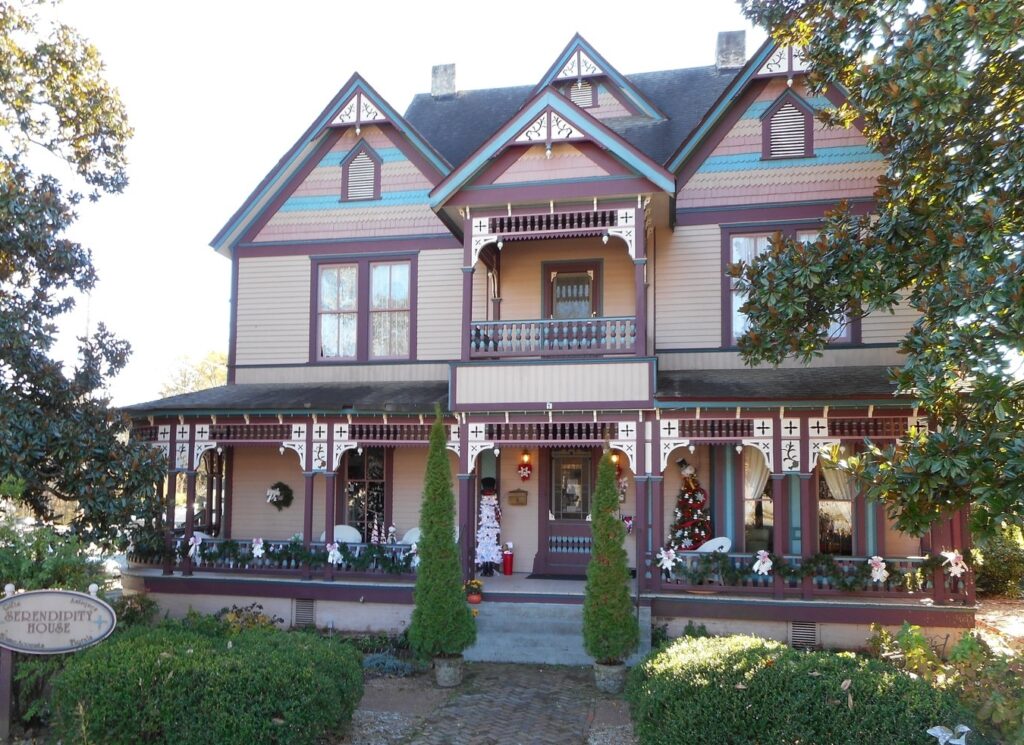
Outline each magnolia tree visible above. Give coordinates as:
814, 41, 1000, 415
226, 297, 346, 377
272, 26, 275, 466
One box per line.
0, 1, 165, 548
737, 0, 1024, 536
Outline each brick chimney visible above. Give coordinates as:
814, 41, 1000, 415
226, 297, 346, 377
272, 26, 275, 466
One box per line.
716, 31, 746, 70
431, 64, 456, 98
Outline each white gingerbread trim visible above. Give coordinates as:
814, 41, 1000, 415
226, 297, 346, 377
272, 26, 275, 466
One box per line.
809, 439, 841, 469
907, 417, 929, 435
659, 439, 692, 473
332, 441, 359, 471
174, 441, 190, 471
608, 441, 636, 473
281, 440, 306, 465
330, 91, 386, 127
157, 425, 171, 442
310, 441, 330, 472
556, 49, 604, 80
740, 439, 774, 472
192, 441, 217, 471
467, 442, 496, 472
780, 440, 801, 473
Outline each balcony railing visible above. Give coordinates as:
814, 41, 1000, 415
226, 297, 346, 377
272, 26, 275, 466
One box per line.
469, 316, 638, 358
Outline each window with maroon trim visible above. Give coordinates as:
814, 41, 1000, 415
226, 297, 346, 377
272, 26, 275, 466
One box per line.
341, 142, 381, 201
343, 447, 387, 542
723, 225, 857, 347
315, 257, 415, 362
760, 90, 815, 159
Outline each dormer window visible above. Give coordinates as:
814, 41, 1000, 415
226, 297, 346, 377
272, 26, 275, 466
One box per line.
341, 143, 381, 201
761, 91, 814, 159
568, 79, 595, 108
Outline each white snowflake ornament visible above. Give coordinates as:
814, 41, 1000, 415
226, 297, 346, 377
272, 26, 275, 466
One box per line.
868, 555, 889, 583
752, 550, 773, 575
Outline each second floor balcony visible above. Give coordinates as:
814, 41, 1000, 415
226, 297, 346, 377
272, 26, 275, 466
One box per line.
468, 315, 638, 358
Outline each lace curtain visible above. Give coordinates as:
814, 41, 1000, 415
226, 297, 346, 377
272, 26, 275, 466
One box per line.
742, 446, 770, 500
821, 461, 857, 500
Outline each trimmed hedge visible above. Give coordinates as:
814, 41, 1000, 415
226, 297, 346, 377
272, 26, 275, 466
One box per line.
50, 624, 363, 745
975, 525, 1024, 598
627, 635, 990, 745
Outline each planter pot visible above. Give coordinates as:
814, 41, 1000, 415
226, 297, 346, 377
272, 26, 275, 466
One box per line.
434, 655, 464, 687
466, 593, 482, 604
593, 661, 628, 694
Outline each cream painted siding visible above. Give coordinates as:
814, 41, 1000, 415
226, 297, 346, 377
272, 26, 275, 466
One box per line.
655, 224, 721, 348
236, 256, 310, 365
235, 363, 448, 385
391, 448, 460, 535
455, 361, 650, 406
229, 447, 325, 540
884, 517, 922, 557
472, 261, 489, 323
498, 449, 539, 573
417, 248, 462, 359
862, 297, 919, 344
657, 347, 907, 371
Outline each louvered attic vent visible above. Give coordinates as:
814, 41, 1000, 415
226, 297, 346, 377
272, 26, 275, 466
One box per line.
769, 102, 807, 157
346, 151, 375, 200
570, 80, 594, 107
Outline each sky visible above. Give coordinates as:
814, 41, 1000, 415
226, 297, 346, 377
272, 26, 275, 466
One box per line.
52, 0, 767, 405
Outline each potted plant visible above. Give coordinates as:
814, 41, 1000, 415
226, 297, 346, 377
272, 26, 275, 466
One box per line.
464, 579, 484, 604
582, 450, 639, 693
408, 407, 477, 686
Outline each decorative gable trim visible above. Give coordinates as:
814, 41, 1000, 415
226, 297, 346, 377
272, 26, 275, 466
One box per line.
329, 90, 387, 132
429, 87, 676, 209
340, 141, 382, 201
211, 74, 451, 254
534, 33, 666, 121
760, 90, 815, 159
754, 46, 810, 78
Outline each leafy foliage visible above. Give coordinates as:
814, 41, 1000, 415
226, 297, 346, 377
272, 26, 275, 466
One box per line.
628, 635, 990, 744
0, 0, 165, 549
407, 409, 476, 659
50, 623, 364, 745
974, 525, 1024, 597
158, 351, 227, 398
0, 514, 104, 591
583, 452, 638, 664
736, 1, 1024, 537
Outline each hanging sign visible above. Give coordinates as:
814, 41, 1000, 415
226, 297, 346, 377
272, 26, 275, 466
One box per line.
0, 589, 116, 655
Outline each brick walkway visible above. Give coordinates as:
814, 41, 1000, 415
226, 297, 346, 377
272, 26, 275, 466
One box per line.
338, 663, 636, 745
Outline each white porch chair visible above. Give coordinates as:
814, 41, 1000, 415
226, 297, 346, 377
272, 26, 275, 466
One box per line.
401, 526, 459, 545
695, 536, 731, 553
318, 524, 363, 543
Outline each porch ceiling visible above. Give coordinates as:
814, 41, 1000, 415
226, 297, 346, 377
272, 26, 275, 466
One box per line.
122, 382, 448, 416
656, 365, 903, 402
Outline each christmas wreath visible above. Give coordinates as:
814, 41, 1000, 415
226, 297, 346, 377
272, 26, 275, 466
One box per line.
265, 481, 294, 511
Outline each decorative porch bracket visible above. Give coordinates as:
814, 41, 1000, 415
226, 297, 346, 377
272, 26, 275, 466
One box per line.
740, 439, 774, 472
658, 439, 692, 473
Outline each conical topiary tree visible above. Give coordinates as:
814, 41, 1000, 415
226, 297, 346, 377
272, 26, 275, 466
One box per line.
583, 451, 639, 666
408, 408, 476, 664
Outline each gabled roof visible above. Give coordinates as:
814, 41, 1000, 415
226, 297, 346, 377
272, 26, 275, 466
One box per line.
532, 33, 667, 121
404, 66, 739, 169
428, 87, 677, 208
210, 74, 452, 253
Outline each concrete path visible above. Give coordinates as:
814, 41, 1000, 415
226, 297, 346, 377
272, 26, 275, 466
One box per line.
336, 663, 636, 745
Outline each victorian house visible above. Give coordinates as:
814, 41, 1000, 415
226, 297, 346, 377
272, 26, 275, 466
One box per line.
124, 31, 974, 650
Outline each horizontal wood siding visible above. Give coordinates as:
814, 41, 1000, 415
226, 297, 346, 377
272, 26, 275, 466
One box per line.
229, 447, 325, 540
236, 256, 311, 365
255, 125, 448, 243
861, 297, 919, 344
417, 248, 462, 360
455, 360, 650, 406
884, 516, 922, 557
493, 143, 609, 184
679, 78, 885, 209
234, 364, 448, 385
499, 237, 635, 320
391, 448, 460, 534
656, 347, 907, 371
655, 224, 721, 348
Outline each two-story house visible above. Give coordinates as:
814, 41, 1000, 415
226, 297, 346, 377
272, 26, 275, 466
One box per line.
125, 32, 975, 649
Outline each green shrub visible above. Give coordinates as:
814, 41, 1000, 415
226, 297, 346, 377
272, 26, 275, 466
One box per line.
109, 592, 159, 629
948, 633, 1024, 743
582, 452, 638, 664
50, 624, 363, 745
627, 635, 989, 745
215, 602, 284, 633
975, 526, 1024, 597
408, 409, 476, 659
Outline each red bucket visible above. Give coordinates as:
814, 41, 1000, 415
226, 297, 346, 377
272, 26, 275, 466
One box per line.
502, 552, 514, 576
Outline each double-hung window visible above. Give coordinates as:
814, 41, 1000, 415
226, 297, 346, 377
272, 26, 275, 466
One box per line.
315, 258, 414, 362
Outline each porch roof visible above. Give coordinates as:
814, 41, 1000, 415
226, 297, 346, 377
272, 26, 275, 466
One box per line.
122, 382, 449, 417
655, 365, 904, 404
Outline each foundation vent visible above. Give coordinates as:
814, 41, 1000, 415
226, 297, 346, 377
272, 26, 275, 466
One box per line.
293, 598, 316, 628
789, 621, 819, 650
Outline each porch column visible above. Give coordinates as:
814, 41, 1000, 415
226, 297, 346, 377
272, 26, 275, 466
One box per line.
160, 474, 174, 576
324, 472, 336, 581
771, 475, 786, 599
182, 470, 197, 577
457, 420, 473, 579
799, 474, 815, 599
650, 476, 665, 591
302, 472, 315, 579
204, 452, 213, 530
213, 451, 224, 536
633, 219, 648, 356
222, 447, 233, 540
930, 515, 952, 605
960, 507, 976, 604
634, 420, 651, 591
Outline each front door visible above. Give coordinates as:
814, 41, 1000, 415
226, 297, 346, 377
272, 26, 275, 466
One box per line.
536, 449, 594, 575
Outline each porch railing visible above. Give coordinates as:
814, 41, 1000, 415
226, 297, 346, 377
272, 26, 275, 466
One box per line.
468, 317, 638, 358
663, 554, 971, 603
129, 537, 416, 578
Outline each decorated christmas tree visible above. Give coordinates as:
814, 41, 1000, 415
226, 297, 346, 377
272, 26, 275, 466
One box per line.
667, 458, 712, 551
475, 478, 502, 576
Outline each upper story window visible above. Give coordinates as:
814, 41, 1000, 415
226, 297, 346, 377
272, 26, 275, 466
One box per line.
724, 225, 856, 346
315, 257, 415, 362
341, 143, 381, 201
761, 91, 814, 159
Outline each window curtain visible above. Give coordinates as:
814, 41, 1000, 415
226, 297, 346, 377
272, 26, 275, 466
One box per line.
821, 461, 857, 500
742, 446, 770, 501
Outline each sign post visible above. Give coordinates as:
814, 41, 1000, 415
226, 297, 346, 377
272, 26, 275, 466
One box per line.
0, 583, 117, 742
